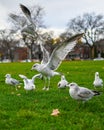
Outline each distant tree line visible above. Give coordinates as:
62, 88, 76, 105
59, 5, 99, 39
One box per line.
0, 3, 104, 62
66, 12, 104, 58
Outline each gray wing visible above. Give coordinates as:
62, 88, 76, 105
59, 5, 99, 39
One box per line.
40, 44, 49, 64
32, 74, 42, 83
21, 25, 35, 36
11, 78, 20, 85
9, 13, 27, 27
20, 4, 31, 20
20, 4, 36, 30
78, 87, 93, 98
47, 33, 84, 70
19, 74, 27, 79
19, 74, 29, 84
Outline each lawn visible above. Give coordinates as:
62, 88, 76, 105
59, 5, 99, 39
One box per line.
0, 60, 104, 130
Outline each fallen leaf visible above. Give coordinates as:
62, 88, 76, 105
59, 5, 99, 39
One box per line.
51, 109, 60, 116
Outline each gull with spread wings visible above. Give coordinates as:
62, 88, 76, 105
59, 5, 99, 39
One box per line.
19, 4, 84, 90
31, 34, 83, 90
19, 74, 41, 91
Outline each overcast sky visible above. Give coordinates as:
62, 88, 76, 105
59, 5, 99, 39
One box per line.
0, 0, 104, 34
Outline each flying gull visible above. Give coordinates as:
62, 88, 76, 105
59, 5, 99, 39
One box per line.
93, 72, 103, 88
67, 82, 100, 102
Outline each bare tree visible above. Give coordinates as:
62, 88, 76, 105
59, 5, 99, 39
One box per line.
0, 29, 19, 62
66, 12, 104, 58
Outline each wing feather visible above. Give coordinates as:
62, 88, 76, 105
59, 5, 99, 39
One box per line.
47, 33, 84, 70
78, 90, 92, 98
20, 4, 36, 30
11, 78, 19, 85
77, 86, 94, 98
9, 13, 26, 27
19, 74, 27, 79
40, 44, 50, 64
20, 4, 31, 20
19, 74, 29, 84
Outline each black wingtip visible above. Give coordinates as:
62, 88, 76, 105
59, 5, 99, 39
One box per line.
92, 90, 102, 96
20, 4, 31, 17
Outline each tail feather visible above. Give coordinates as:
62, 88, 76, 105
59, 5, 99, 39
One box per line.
92, 90, 102, 96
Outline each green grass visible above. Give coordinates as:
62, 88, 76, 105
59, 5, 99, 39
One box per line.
0, 60, 104, 130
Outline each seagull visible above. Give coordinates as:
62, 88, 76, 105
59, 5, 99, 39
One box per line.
19, 74, 41, 91
93, 72, 103, 88
58, 75, 68, 89
19, 4, 84, 90
5, 74, 20, 90
67, 82, 100, 102
31, 33, 83, 90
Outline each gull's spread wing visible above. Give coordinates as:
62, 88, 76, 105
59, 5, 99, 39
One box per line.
47, 33, 84, 70
19, 74, 28, 84
19, 74, 27, 79
32, 74, 42, 83
21, 25, 35, 36
20, 4, 31, 21
9, 13, 26, 27
40, 44, 49, 64
20, 4, 36, 30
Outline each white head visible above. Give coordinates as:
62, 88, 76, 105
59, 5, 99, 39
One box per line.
5, 74, 11, 78
67, 82, 78, 89
31, 63, 40, 70
61, 75, 65, 80
95, 72, 99, 77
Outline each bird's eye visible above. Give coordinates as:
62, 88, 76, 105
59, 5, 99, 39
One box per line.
70, 83, 75, 86
33, 64, 37, 67
70, 84, 73, 86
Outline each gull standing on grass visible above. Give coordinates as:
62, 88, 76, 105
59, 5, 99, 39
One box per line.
19, 4, 84, 90
58, 75, 68, 89
67, 82, 100, 102
93, 72, 103, 88
5, 74, 20, 90
19, 74, 41, 91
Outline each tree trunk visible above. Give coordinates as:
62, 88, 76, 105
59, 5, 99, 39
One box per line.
27, 47, 32, 61
90, 46, 95, 59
